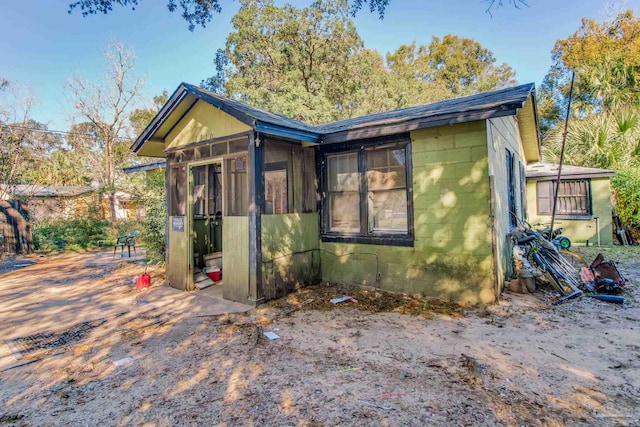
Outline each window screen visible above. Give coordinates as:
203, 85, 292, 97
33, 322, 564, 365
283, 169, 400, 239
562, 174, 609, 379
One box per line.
193, 165, 206, 217
225, 156, 248, 216
265, 169, 288, 215
170, 165, 186, 216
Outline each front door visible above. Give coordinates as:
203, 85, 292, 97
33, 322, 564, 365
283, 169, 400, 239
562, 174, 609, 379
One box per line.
190, 162, 223, 289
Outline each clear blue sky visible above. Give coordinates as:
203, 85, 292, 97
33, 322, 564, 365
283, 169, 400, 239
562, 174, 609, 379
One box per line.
1, 0, 637, 132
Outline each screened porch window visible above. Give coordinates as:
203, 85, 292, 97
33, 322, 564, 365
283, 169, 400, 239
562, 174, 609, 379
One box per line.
264, 168, 288, 215
170, 165, 186, 216
225, 156, 248, 216
537, 179, 591, 217
193, 166, 206, 217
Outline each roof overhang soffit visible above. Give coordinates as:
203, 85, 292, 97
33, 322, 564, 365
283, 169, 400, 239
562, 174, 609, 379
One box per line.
516, 93, 542, 163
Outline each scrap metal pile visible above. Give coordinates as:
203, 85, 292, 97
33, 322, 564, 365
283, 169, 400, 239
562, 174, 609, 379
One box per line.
510, 226, 626, 305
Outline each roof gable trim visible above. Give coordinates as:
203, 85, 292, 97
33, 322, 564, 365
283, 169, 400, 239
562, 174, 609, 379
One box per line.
131, 86, 188, 153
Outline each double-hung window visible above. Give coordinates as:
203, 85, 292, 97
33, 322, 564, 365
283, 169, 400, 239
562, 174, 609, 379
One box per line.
323, 139, 412, 246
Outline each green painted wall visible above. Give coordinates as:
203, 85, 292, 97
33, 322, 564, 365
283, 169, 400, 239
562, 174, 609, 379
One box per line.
261, 213, 321, 300
167, 216, 189, 290
223, 216, 249, 303
526, 178, 613, 245
320, 121, 497, 304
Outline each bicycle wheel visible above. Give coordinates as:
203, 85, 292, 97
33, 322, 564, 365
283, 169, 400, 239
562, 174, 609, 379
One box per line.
559, 250, 589, 269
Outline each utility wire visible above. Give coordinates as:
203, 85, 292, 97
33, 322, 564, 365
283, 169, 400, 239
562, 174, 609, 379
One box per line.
1, 124, 132, 142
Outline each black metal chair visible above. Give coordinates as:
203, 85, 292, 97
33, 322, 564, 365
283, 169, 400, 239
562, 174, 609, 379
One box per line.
113, 230, 140, 258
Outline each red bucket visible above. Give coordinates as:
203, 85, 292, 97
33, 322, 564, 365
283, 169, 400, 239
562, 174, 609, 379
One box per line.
136, 272, 151, 291
206, 268, 221, 281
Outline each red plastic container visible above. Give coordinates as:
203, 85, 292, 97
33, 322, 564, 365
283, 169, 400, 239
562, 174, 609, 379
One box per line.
206, 268, 221, 281
136, 272, 151, 290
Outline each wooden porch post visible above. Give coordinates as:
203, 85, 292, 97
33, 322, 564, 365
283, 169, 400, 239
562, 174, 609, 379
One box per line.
247, 132, 264, 305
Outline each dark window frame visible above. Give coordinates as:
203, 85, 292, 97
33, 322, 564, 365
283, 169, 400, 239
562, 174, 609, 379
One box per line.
506, 149, 518, 228
537, 179, 592, 218
320, 134, 414, 247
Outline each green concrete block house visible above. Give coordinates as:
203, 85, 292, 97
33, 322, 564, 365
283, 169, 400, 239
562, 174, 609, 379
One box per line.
132, 82, 542, 306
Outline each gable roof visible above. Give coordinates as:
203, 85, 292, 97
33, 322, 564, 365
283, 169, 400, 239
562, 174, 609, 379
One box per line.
131, 83, 321, 155
132, 82, 539, 156
526, 163, 616, 180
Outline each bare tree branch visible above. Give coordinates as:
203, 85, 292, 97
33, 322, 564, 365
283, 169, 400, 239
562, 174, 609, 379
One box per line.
65, 40, 144, 227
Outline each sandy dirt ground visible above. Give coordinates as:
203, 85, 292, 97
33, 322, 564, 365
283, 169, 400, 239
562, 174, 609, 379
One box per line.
0, 247, 639, 426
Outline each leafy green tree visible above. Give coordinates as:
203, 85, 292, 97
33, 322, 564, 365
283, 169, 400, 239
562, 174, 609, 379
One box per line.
129, 91, 168, 136
385, 37, 515, 105
423, 35, 516, 96
543, 105, 640, 171
67, 0, 527, 31
384, 42, 453, 108
0, 82, 72, 196
206, 0, 516, 123
137, 169, 166, 264
205, 0, 369, 124
611, 170, 640, 229
539, 12, 640, 230
24, 148, 93, 187
538, 11, 640, 134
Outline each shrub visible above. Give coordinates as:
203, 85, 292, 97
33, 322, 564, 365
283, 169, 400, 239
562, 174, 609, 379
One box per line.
138, 169, 166, 264
611, 169, 640, 228
32, 216, 113, 252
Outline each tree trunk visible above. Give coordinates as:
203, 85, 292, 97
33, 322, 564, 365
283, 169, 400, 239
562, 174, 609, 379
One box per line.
108, 191, 118, 230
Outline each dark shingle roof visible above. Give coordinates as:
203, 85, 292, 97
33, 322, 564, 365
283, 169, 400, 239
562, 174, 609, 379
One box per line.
181, 83, 319, 135
133, 82, 536, 153
317, 83, 535, 134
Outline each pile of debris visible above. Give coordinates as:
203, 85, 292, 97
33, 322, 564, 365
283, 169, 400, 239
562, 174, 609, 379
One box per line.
509, 227, 626, 305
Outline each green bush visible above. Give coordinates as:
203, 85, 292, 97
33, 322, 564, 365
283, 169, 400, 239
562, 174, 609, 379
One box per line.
32, 216, 113, 252
612, 169, 640, 228
139, 169, 166, 264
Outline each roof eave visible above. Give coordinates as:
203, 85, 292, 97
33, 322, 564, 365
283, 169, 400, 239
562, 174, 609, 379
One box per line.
321, 105, 519, 145
519, 90, 542, 163
527, 171, 616, 180
255, 121, 321, 144
131, 84, 189, 154
123, 161, 167, 174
